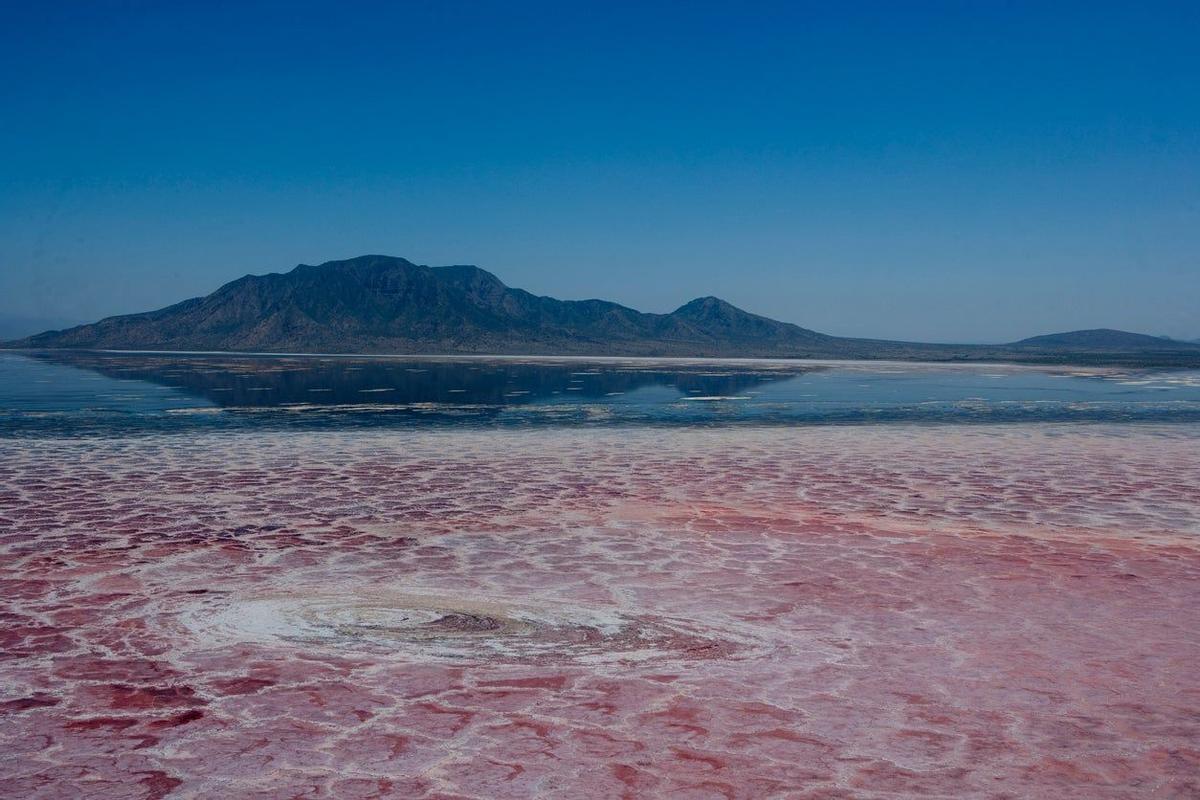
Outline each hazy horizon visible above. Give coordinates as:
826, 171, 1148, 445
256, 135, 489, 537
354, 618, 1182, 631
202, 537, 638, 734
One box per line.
2, 2, 1198, 342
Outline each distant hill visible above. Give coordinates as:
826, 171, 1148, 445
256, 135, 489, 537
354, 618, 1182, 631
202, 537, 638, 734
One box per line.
1012, 329, 1189, 351
7, 255, 1200, 366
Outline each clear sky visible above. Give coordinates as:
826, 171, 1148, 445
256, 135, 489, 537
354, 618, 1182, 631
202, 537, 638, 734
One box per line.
2, 1, 1197, 343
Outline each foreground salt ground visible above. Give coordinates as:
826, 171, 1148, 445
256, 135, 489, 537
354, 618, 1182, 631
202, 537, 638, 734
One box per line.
1, 425, 1198, 799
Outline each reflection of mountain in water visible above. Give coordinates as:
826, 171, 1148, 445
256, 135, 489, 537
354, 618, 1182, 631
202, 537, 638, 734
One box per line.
26, 351, 812, 408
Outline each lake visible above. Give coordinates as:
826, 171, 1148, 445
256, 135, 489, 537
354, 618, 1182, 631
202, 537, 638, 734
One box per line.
4, 350, 1200, 434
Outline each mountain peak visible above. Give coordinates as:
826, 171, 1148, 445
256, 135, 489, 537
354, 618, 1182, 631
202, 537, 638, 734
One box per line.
673, 296, 742, 317
292, 254, 419, 273
678, 295, 730, 307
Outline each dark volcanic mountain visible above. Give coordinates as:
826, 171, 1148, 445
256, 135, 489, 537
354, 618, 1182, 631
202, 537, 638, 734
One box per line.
9, 256, 835, 356
8, 255, 1200, 365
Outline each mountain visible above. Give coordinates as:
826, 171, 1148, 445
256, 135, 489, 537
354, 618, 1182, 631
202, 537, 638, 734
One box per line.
7, 256, 836, 357
1012, 329, 1189, 351
7, 255, 1200, 365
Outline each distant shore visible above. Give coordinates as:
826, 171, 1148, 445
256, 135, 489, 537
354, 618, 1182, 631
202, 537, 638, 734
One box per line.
5, 345, 1200, 370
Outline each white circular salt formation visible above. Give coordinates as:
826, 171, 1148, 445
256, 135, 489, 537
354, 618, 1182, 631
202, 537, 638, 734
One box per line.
179, 591, 740, 664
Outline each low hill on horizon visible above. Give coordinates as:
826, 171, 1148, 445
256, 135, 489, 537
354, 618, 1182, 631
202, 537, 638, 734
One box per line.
1012, 329, 1190, 351
7, 255, 1200, 366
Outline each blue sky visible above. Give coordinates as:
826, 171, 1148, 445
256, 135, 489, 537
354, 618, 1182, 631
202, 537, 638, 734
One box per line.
1, 1, 1197, 342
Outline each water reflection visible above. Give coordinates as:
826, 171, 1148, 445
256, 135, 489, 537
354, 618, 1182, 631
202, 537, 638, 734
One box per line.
5, 350, 1200, 437
17, 350, 812, 408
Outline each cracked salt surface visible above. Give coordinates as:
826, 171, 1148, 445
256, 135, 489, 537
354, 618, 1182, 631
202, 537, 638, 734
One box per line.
3, 424, 1198, 798
3, 351, 1200, 798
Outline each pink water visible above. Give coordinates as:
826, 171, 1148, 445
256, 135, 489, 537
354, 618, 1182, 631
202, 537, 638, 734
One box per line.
2, 424, 1198, 798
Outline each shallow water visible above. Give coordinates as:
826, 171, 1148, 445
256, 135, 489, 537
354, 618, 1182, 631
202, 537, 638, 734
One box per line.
1, 352, 1198, 798
4, 351, 1200, 435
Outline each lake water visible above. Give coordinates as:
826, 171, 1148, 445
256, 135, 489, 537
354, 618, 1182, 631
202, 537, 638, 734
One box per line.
3, 350, 1200, 434
2, 350, 1199, 798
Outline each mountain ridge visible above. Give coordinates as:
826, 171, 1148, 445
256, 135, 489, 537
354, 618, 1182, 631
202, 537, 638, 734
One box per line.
8, 255, 1200, 366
